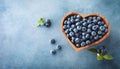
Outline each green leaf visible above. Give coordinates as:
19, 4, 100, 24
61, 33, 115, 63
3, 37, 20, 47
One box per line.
37, 18, 45, 27
103, 54, 113, 60
97, 53, 103, 60
88, 48, 98, 53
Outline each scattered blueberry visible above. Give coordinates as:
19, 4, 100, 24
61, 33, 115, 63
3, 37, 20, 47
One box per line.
50, 39, 56, 44
56, 45, 62, 50
50, 49, 56, 55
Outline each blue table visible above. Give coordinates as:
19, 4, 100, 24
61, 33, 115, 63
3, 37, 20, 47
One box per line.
0, 0, 120, 69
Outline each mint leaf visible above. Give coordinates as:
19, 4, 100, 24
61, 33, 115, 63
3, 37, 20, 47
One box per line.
103, 54, 113, 60
37, 18, 45, 27
97, 53, 103, 60
88, 48, 98, 53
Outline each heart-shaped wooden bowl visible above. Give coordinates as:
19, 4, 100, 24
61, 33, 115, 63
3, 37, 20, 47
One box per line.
61, 12, 110, 52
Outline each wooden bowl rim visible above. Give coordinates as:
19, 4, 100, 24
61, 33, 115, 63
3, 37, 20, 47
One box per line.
61, 12, 110, 52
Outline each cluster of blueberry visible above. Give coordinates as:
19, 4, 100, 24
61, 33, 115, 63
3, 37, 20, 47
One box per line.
44, 19, 51, 27
63, 14, 108, 48
50, 39, 62, 55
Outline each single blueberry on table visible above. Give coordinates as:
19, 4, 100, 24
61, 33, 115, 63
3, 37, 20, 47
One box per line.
56, 45, 62, 50
46, 19, 51, 23
50, 39, 56, 44
91, 31, 97, 36
81, 42, 86, 46
45, 21, 51, 27
50, 49, 56, 55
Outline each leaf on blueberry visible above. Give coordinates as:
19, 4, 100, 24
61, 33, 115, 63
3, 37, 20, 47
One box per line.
97, 53, 103, 60
103, 54, 113, 60
37, 18, 45, 27
88, 48, 98, 53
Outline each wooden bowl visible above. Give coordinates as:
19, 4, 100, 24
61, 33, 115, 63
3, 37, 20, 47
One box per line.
61, 12, 110, 52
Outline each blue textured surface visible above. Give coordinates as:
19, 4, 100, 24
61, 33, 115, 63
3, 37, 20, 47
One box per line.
0, 0, 120, 69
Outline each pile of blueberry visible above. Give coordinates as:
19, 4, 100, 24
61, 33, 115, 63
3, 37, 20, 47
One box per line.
50, 39, 62, 55
63, 14, 108, 48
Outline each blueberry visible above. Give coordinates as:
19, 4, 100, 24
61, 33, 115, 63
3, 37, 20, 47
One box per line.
88, 24, 92, 28
75, 33, 79, 38
76, 15, 81, 19
76, 22, 80, 26
93, 16, 96, 20
92, 19, 97, 23
83, 22, 87, 26
73, 15, 76, 18
56, 45, 62, 50
75, 18, 79, 22
66, 25, 70, 29
70, 16, 74, 19
104, 28, 108, 33
82, 36, 86, 40
63, 25, 67, 30
67, 17, 71, 21
97, 16, 101, 21
67, 21, 71, 25
76, 44, 81, 47
69, 28, 73, 31
71, 24, 75, 28
82, 32, 86, 35
75, 38, 80, 43
71, 39, 75, 43
45, 22, 51, 27
64, 20, 67, 24
83, 19, 87, 22
50, 49, 56, 55
50, 39, 56, 44
98, 36, 102, 38
46, 19, 51, 23
65, 29, 69, 34
98, 31, 102, 35
82, 27, 87, 32
85, 34, 90, 39
94, 35, 99, 40
81, 42, 86, 46
86, 40, 91, 44
73, 28, 78, 33
87, 29, 92, 33
88, 17, 93, 21
70, 18, 74, 23
87, 20, 91, 24
92, 25, 98, 31
67, 34, 70, 38
91, 31, 97, 36
104, 24, 107, 28
77, 26, 81, 30
98, 21, 104, 25
99, 26, 105, 31
69, 32, 74, 37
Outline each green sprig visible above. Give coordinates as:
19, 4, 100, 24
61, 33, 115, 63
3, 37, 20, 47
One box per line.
37, 18, 45, 27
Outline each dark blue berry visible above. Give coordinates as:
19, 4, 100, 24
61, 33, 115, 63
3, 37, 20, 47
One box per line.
50, 39, 56, 44
50, 49, 56, 55
81, 42, 86, 46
